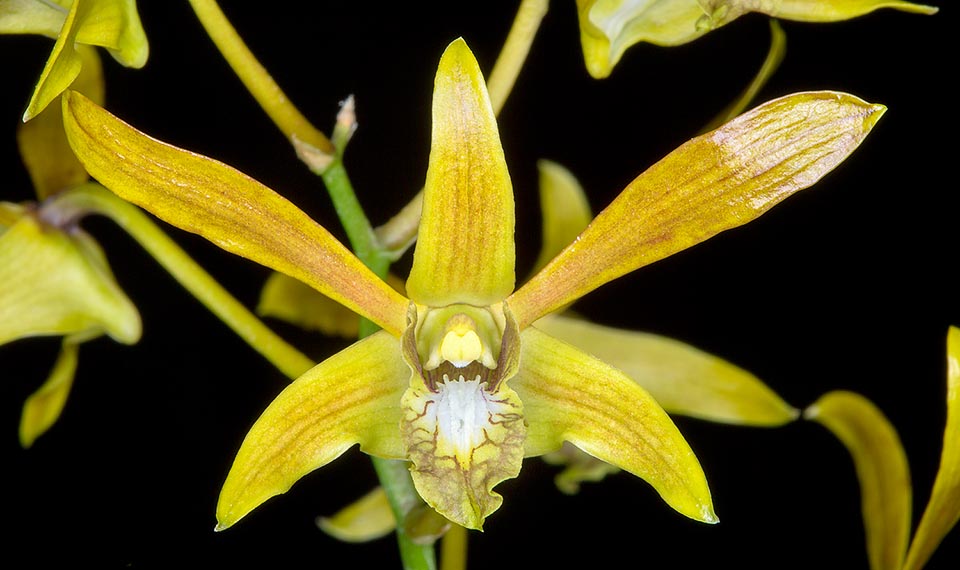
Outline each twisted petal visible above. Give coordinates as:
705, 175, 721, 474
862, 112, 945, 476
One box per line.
317, 487, 397, 543
18, 44, 103, 199
536, 314, 798, 426
406, 38, 515, 307
531, 160, 593, 276
62, 90, 409, 336
577, 0, 937, 78
216, 331, 409, 530
903, 327, 960, 570
805, 391, 911, 570
19, 337, 80, 448
514, 326, 717, 523
0, 213, 140, 345
509, 92, 886, 328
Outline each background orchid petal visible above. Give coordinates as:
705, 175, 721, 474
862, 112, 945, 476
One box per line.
0, 0, 68, 36
536, 314, 798, 426
805, 391, 912, 570
216, 331, 409, 530
62, 90, 409, 336
73, 0, 148, 69
316, 487, 397, 543
508, 91, 885, 328
405, 38, 516, 307
0, 213, 140, 346
18, 338, 80, 448
531, 159, 593, 276
23, 0, 84, 121
17, 44, 102, 200
514, 326, 717, 523
903, 326, 960, 570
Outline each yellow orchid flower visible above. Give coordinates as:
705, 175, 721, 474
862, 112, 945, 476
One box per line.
1, 45, 140, 447
62, 38, 884, 530
576, 0, 938, 78
1, 0, 148, 121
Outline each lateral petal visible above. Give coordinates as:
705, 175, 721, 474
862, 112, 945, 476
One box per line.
216, 331, 409, 530
62, 90, 409, 336
536, 314, 798, 426
509, 92, 885, 328
902, 326, 960, 570
805, 391, 911, 570
531, 160, 593, 276
19, 337, 80, 448
514, 326, 717, 523
406, 38, 516, 307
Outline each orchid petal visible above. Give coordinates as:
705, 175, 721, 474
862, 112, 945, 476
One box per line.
62, 90, 409, 336
0, 0, 68, 36
903, 327, 960, 570
72, 0, 148, 69
577, 0, 936, 78
531, 160, 593, 276
216, 331, 409, 530
514, 326, 717, 523
542, 441, 622, 494
805, 391, 911, 570
23, 0, 84, 121
509, 92, 886, 328
17, 44, 102, 200
317, 487, 397, 543
406, 38, 516, 307
536, 314, 798, 426
0, 212, 140, 345
19, 337, 80, 448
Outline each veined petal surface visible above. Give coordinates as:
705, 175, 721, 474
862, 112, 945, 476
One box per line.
514, 326, 716, 523
62, 91, 409, 336
406, 38, 516, 307
536, 314, 798, 426
509, 92, 885, 328
805, 391, 911, 570
217, 331, 409, 529
903, 326, 960, 570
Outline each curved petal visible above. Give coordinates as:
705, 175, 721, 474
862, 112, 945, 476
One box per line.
317, 487, 397, 543
805, 391, 911, 570
62, 90, 409, 336
216, 331, 409, 530
23, 0, 84, 121
509, 92, 886, 328
0, 214, 140, 346
514, 326, 717, 523
536, 314, 798, 426
531, 160, 593, 276
0, 0, 67, 37
257, 272, 361, 339
903, 326, 960, 570
17, 44, 102, 200
406, 38, 516, 307
19, 337, 81, 448
73, 0, 148, 68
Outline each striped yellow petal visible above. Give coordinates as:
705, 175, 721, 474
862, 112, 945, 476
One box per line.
805, 391, 911, 570
531, 160, 593, 276
508, 92, 885, 328
405, 38, 515, 307
903, 326, 960, 570
317, 487, 397, 543
17, 44, 102, 200
19, 337, 81, 448
536, 314, 798, 426
216, 331, 409, 530
514, 326, 716, 523
62, 90, 409, 336
0, 213, 140, 346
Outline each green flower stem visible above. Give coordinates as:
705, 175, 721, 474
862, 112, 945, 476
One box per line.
187, 0, 334, 154
373, 458, 438, 570
440, 524, 467, 570
320, 159, 388, 271
48, 183, 315, 380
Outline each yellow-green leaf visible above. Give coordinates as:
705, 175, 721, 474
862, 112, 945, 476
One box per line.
0, 213, 140, 345
406, 38, 516, 308
536, 314, 798, 426
19, 337, 80, 448
805, 391, 911, 570
509, 91, 885, 328
62, 90, 409, 336
216, 331, 409, 530
316, 487, 397, 543
514, 326, 717, 523
17, 44, 103, 199
531, 160, 593, 276
902, 326, 960, 570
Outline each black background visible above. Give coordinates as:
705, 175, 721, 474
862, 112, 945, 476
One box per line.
1, 2, 956, 569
